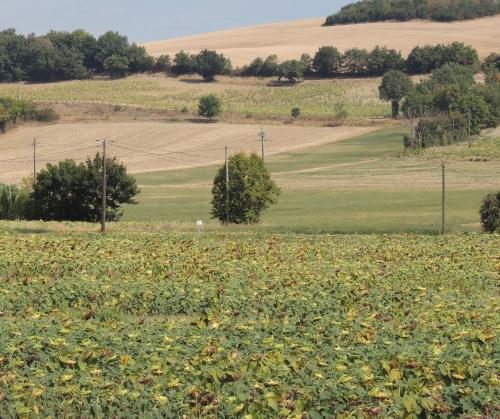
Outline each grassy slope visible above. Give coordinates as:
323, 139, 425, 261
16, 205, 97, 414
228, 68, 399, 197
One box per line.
0, 76, 388, 120
122, 129, 500, 234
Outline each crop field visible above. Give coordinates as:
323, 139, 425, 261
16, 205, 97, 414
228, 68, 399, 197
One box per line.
0, 232, 498, 417
122, 129, 500, 234
144, 16, 500, 66
0, 76, 389, 120
0, 122, 373, 184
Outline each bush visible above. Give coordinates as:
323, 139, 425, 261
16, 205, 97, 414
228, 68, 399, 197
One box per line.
211, 152, 280, 224
480, 191, 500, 233
291, 107, 301, 119
0, 184, 29, 220
31, 107, 59, 122
0, 97, 58, 131
30, 154, 138, 222
412, 112, 468, 148
198, 94, 222, 119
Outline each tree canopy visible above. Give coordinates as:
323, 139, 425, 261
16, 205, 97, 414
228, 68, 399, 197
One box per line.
211, 153, 280, 224
325, 0, 500, 26
29, 154, 138, 222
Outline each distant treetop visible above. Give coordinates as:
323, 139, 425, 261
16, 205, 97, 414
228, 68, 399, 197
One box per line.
325, 0, 500, 26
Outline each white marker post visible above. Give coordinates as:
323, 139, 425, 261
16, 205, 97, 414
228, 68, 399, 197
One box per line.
196, 220, 204, 235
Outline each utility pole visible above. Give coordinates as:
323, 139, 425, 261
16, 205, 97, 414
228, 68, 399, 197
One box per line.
225, 146, 229, 226
101, 139, 107, 233
259, 127, 265, 162
32, 138, 36, 186
441, 162, 446, 235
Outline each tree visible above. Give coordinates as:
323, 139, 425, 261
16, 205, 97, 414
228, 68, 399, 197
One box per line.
29, 154, 138, 222
261, 55, 279, 77
95, 31, 129, 72
313, 46, 343, 77
126, 44, 155, 73
154, 55, 172, 72
480, 191, 500, 233
194, 49, 230, 81
211, 152, 280, 224
277, 60, 304, 83
367, 46, 405, 75
291, 107, 301, 119
379, 70, 413, 118
173, 50, 195, 75
343, 48, 370, 75
198, 94, 222, 119
104, 54, 129, 78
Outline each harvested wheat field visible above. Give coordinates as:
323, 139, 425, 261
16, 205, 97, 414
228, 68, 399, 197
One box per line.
145, 16, 500, 66
0, 122, 374, 183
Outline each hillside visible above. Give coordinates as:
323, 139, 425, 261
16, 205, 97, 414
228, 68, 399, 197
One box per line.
144, 16, 500, 67
0, 122, 373, 184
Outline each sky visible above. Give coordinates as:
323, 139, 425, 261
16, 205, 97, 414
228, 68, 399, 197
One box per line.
0, 0, 352, 43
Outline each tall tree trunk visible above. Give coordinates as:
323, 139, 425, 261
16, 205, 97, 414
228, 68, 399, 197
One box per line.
391, 101, 399, 118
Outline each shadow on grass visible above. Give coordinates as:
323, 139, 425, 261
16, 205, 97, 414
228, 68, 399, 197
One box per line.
10, 227, 48, 234
185, 118, 218, 124
179, 78, 216, 84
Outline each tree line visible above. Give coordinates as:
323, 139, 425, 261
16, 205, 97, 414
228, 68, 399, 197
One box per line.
0, 29, 159, 82
0, 26, 488, 84
325, 0, 500, 26
236, 43, 481, 82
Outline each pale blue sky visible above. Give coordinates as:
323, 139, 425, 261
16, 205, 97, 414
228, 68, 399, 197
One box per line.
0, 0, 351, 42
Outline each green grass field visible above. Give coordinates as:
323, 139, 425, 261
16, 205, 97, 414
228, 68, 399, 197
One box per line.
1, 232, 498, 417
121, 129, 500, 234
0, 76, 388, 120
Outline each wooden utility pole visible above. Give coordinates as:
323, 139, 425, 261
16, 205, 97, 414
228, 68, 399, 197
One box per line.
259, 127, 265, 162
32, 138, 36, 185
225, 146, 229, 226
101, 139, 107, 233
441, 162, 446, 235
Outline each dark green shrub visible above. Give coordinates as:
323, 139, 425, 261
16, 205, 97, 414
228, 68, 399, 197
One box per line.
32, 107, 59, 122
291, 107, 301, 119
198, 94, 222, 119
480, 191, 500, 232
0, 184, 29, 220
